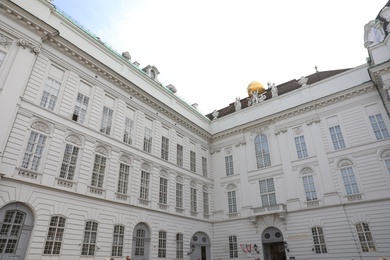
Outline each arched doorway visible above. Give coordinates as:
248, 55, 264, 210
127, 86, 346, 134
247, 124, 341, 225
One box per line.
0, 202, 34, 259
262, 227, 286, 260
190, 231, 211, 260
132, 222, 150, 260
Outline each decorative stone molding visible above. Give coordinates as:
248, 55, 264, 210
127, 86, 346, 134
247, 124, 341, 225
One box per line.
31, 121, 50, 134
251, 125, 270, 138
141, 163, 151, 171
18, 38, 40, 54
292, 126, 303, 136
160, 170, 168, 178
0, 33, 12, 48
225, 147, 232, 155
235, 140, 246, 147
119, 154, 132, 164
300, 167, 314, 175
364, 20, 385, 48
380, 149, 390, 158
176, 175, 183, 182
306, 117, 321, 125
210, 148, 221, 154
298, 76, 308, 86
94, 145, 108, 156
190, 181, 196, 187
227, 184, 236, 191
274, 127, 287, 135
337, 159, 353, 168
203, 185, 208, 192
65, 134, 82, 146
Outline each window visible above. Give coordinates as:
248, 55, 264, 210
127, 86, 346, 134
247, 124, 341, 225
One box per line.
202, 157, 207, 177
91, 154, 106, 188
112, 225, 124, 257
73, 93, 89, 124
225, 155, 234, 176
159, 177, 168, 205
161, 136, 169, 160
0, 50, 6, 68
143, 128, 152, 153
369, 114, 389, 140
177, 144, 183, 166
312, 227, 327, 254
259, 178, 276, 206
255, 134, 271, 168
59, 144, 79, 180
0, 210, 26, 254
341, 167, 359, 195
176, 233, 183, 259
117, 163, 130, 194
158, 231, 167, 258
81, 221, 98, 256
329, 125, 346, 150
44, 216, 66, 254
21, 131, 47, 171
100, 106, 114, 135
123, 117, 134, 145
302, 175, 317, 201
176, 182, 183, 208
40, 77, 62, 111
203, 191, 209, 214
135, 228, 145, 256
228, 235, 238, 258
228, 191, 237, 213
190, 151, 196, 172
386, 159, 390, 174
294, 135, 308, 159
356, 222, 376, 252
190, 187, 197, 212
140, 170, 150, 200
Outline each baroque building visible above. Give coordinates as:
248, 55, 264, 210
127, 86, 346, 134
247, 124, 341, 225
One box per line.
0, 0, 390, 259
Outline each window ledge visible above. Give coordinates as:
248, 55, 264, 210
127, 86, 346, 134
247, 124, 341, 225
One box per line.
138, 198, 150, 206
228, 212, 238, 218
56, 177, 76, 188
115, 193, 129, 201
190, 211, 198, 217
88, 186, 104, 195
175, 207, 184, 213
305, 200, 320, 207
158, 203, 168, 210
345, 194, 363, 202
16, 167, 41, 181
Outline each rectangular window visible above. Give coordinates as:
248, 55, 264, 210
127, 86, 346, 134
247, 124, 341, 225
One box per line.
312, 227, 327, 254
73, 93, 89, 124
203, 192, 209, 214
140, 171, 150, 200
100, 106, 113, 135
225, 155, 234, 176
117, 163, 130, 194
259, 178, 276, 206
386, 159, 390, 174
177, 144, 183, 166
176, 233, 183, 259
123, 117, 134, 145
356, 222, 376, 252
59, 144, 79, 180
135, 228, 145, 256
91, 154, 106, 188
294, 135, 308, 159
329, 125, 346, 150
158, 231, 167, 258
369, 114, 390, 140
81, 221, 98, 256
21, 131, 47, 171
229, 235, 238, 258
302, 175, 317, 201
143, 128, 152, 153
40, 77, 62, 111
0, 50, 7, 68
228, 190, 237, 213
190, 151, 196, 172
161, 136, 169, 160
159, 177, 168, 205
176, 183, 183, 208
255, 134, 271, 169
202, 157, 207, 177
190, 187, 197, 212
44, 216, 66, 255
111, 225, 124, 257
341, 167, 359, 195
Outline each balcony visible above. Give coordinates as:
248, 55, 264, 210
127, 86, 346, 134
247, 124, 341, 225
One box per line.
250, 204, 287, 223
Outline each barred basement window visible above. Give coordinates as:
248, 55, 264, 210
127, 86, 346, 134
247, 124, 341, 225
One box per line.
111, 225, 124, 256
21, 131, 47, 171
228, 235, 238, 258
81, 221, 98, 256
176, 233, 184, 258
44, 216, 66, 254
356, 222, 376, 252
312, 226, 327, 254
255, 134, 271, 168
59, 144, 79, 180
158, 231, 167, 258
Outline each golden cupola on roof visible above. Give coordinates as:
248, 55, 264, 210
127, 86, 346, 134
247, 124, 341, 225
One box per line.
247, 81, 265, 96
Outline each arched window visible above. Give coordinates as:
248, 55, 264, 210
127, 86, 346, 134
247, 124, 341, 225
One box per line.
254, 134, 271, 168
132, 223, 150, 259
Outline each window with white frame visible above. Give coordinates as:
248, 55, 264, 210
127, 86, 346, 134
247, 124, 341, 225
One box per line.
203, 189, 209, 214
259, 178, 276, 206
117, 163, 130, 194
159, 177, 168, 205
228, 190, 237, 213
21, 131, 47, 171
143, 118, 153, 153
329, 125, 346, 150
295, 135, 308, 159
190, 186, 197, 212
176, 182, 183, 208
340, 166, 359, 195
140, 170, 150, 200
81, 221, 98, 256
100, 106, 114, 135
135, 227, 145, 256
72, 81, 91, 124
158, 230, 167, 258
59, 144, 79, 180
177, 144, 183, 167
228, 235, 238, 258
161, 136, 169, 160
111, 225, 124, 257
254, 134, 271, 169
190, 150, 196, 172
40, 65, 65, 111
43, 216, 66, 255
386, 159, 390, 175
91, 154, 107, 188
176, 233, 183, 259
225, 155, 234, 176
0, 210, 26, 254
123, 107, 135, 145
312, 226, 327, 254
369, 113, 390, 140
302, 175, 318, 201
356, 222, 376, 252
202, 156, 207, 177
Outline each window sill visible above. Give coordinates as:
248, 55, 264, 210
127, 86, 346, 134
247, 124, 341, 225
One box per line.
345, 193, 363, 202
305, 200, 320, 207
16, 167, 41, 181
56, 177, 76, 188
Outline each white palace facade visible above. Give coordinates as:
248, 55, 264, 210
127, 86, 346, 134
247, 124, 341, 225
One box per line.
1, 0, 390, 259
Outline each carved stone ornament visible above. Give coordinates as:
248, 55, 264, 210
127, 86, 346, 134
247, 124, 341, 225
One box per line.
274, 127, 287, 135
119, 155, 132, 164
190, 181, 196, 187
0, 33, 12, 49
235, 140, 247, 147
210, 148, 221, 154
251, 126, 270, 138
30, 121, 50, 134
383, 84, 390, 98
364, 20, 385, 48
176, 175, 183, 182
234, 97, 241, 112
18, 38, 41, 54
227, 184, 236, 191
203, 185, 208, 192
380, 149, 390, 158
292, 126, 303, 136
65, 134, 82, 146
212, 110, 219, 120
94, 145, 108, 156
300, 167, 314, 175
337, 159, 353, 168
306, 117, 321, 126
225, 147, 232, 155
141, 163, 151, 171
298, 76, 308, 86
160, 170, 167, 178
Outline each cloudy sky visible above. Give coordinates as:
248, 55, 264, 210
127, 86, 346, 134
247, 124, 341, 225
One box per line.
52, 0, 385, 115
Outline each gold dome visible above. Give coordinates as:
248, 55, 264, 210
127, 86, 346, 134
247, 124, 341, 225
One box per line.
247, 81, 265, 96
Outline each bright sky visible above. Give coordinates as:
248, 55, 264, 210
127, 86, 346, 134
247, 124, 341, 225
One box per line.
52, 0, 386, 115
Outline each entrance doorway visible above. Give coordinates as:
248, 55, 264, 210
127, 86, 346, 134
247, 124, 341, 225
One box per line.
189, 232, 210, 260
262, 227, 286, 260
